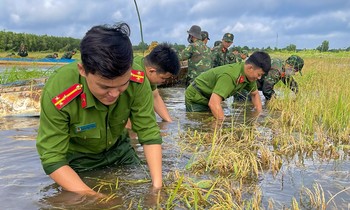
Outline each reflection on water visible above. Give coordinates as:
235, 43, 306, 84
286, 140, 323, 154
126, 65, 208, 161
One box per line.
0, 87, 349, 209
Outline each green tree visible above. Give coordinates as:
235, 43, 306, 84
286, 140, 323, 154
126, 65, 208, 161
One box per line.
285, 44, 296, 52
316, 40, 329, 52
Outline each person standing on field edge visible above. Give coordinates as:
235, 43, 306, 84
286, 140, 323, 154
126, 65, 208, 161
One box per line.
36, 22, 163, 197
178, 25, 212, 87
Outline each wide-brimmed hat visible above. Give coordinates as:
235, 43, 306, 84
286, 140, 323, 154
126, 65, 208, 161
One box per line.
187, 25, 202, 39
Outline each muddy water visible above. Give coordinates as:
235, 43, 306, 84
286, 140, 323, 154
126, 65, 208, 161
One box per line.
0, 88, 349, 209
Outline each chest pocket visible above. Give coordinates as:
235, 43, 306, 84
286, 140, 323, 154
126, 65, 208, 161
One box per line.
108, 110, 130, 138
70, 123, 101, 147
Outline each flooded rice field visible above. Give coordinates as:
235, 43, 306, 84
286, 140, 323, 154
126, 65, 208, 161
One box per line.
0, 87, 349, 209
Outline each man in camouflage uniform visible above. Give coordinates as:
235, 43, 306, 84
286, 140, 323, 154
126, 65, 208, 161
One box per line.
240, 50, 249, 61
230, 47, 242, 63
61, 50, 77, 59
211, 33, 235, 67
45, 53, 58, 59
179, 25, 212, 86
201, 31, 210, 46
258, 55, 304, 100
234, 55, 304, 101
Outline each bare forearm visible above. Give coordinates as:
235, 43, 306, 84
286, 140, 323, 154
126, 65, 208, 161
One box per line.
49, 165, 96, 195
209, 104, 225, 119
251, 91, 262, 112
153, 90, 172, 122
143, 144, 162, 189
208, 93, 225, 120
154, 98, 172, 122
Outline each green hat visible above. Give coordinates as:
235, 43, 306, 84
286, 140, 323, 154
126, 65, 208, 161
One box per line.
285, 55, 304, 74
187, 25, 202, 40
201, 31, 210, 41
242, 50, 249, 56
214, 40, 221, 47
222, 33, 234, 42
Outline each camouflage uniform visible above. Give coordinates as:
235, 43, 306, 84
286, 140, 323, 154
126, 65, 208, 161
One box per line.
234, 56, 303, 101
211, 33, 236, 67
61, 50, 76, 59
179, 40, 212, 86
258, 57, 301, 100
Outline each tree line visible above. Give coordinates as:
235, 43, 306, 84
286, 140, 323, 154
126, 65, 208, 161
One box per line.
1, 30, 349, 54
0, 30, 80, 53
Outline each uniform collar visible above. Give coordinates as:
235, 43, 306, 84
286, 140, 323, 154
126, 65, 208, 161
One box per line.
79, 75, 108, 111
237, 63, 248, 84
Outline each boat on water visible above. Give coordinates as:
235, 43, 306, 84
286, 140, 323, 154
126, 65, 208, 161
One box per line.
0, 57, 76, 66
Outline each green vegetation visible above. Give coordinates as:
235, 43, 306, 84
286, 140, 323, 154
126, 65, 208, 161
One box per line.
0, 30, 80, 53
2, 50, 349, 209
78, 51, 349, 209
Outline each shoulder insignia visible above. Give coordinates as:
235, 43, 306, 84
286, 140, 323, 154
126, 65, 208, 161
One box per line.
236, 75, 245, 84
51, 84, 83, 110
130, 69, 145, 83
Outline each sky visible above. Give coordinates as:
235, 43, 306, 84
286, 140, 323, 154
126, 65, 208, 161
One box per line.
0, 0, 349, 50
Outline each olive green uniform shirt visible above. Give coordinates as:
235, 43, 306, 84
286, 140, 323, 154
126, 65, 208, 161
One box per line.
132, 55, 157, 91
185, 63, 257, 108
36, 62, 161, 175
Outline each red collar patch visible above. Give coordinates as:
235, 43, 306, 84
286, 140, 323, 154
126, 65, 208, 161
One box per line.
130, 70, 145, 83
236, 75, 245, 84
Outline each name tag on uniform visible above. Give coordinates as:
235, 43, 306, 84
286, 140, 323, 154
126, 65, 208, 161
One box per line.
75, 123, 97, 133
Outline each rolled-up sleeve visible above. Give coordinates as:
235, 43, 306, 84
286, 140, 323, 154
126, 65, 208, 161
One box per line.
36, 90, 70, 175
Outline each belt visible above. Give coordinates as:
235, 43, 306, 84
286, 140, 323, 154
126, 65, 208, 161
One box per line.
191, 82, 208, 99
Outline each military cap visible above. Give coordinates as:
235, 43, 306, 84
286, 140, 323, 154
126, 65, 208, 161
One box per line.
201, 31, 210, 41
242, 50, 249, 56
214, 40, 221, 47
222, 33, 234, 42
285, 55, 304, 74
187, 25, 202, 40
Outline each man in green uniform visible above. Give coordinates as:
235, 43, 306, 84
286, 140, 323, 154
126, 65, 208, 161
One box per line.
178, 25, 212, 86
230, 46, 242, 63
17, 43, 28, 57
234, 55, 304, 101
36, 23, 162, 197
45, 53, 58, 59
240, 50, 249, 61
132, 43, 180, 122
257, 55, 304, 100
211, 33, 235, 67
185, 51, 271, 120
61, 50, 76, 59
201, 31, 210, 46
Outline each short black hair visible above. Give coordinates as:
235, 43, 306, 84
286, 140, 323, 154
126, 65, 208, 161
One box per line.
145, 43, 180, 75
246, 51, 271, 73
80, 22, 133, 79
